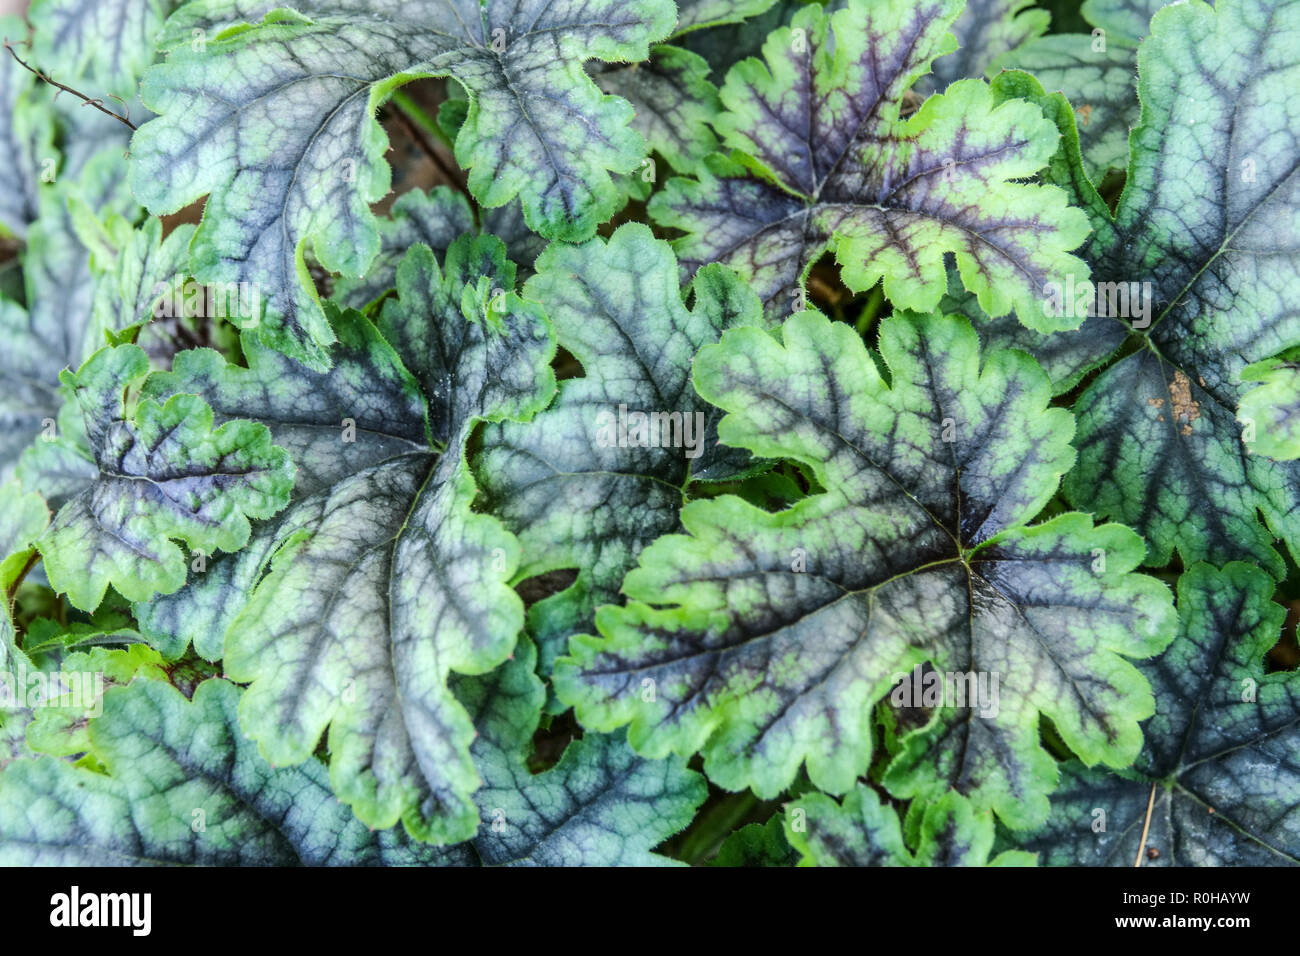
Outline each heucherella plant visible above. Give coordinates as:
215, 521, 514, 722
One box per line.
0, 0, 1296, 872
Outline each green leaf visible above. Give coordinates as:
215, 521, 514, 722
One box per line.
0, 679, 469, 865
132, 306, 429, 660
24, 644, 171, 758
13, 397, 98, 518
330, 184, 546, 311
650, 0, 1091, 327
83, 214, 198, 343
477, 223, 769, 680
30, 343, 294, 611
591, 2, 782, 179
20, 0, 167, 184
0, 481, 49, 760
332, 187, 474, 311
944, 69, 1126, 395
711, 816, 797, 866
993, 0, 1169, 179
555, 310, 1176, 828
0, 677, 28, 771
917, 0, 1048, 96
20, 618, 147, 676
0, 482, 50, 764
801, 0, 1050, 99
1022, 563, 1300, 866
674, 0, 779, 35
0, 16, 50, 239
680, 1, 809, 76
140, 237, 555, 844
0, 480, 48, 592
1238, 357, 1300, 461
28, 0, 178, 100
1059, 0, 1300, 578
457, 637, 707, 865
787, 787, 1034, 866
593, 44, 723, 176
689, 0, 1048, 115
1, 150, 137, 481
130, 0, 676, 368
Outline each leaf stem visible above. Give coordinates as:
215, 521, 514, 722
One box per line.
391, 90, 452, 149
855, 285, 886, 336
674, 789, 761, 864
5, 550, 38, 605
386, 91, 467, 196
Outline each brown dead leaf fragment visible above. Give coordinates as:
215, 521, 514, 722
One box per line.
1169, 370, 1201, 436
1076, 103, 1093, 126
1147, 397, 1165, 408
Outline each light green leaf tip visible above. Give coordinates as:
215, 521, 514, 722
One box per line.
1239, 357, 1300, 461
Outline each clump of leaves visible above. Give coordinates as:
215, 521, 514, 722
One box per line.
0, 0, 1296, 868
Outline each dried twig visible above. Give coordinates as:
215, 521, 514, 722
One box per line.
3, 38, 137, 131
1133, 781, 1158, 867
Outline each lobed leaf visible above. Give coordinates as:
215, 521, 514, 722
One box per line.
942, 70, 1126, 395
1, 150, 137, 482
1238, 358, 1300, 461
31, 344, 294, 611
555, 310, 1176, 828
130, 0, 676, 368
0, 679, 468, 865
139, 236, 556, 844
651, 0, 1091, 327
1059, 0, 1300, 578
